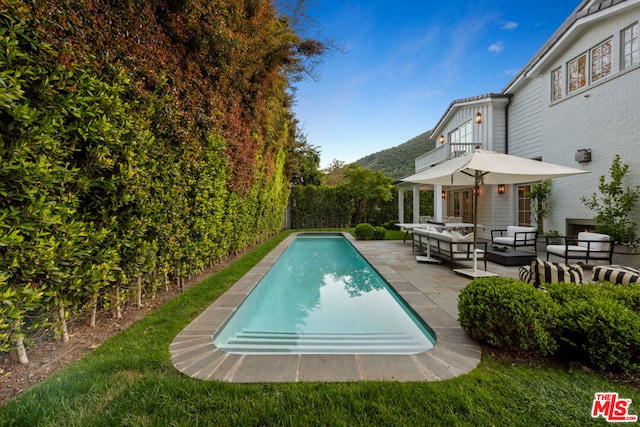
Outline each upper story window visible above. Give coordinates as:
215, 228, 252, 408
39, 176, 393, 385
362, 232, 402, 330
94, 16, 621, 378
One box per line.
551, 67, 563, 101
621, 22, 639, 69
449, 121, 472, 144
591, 39, 612, 82
568, 53, 587, 93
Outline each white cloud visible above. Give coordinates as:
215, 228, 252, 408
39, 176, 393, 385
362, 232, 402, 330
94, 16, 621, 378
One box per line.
501, 21, 519, 30
488, 41, 505, 53
501, 68, 520, 77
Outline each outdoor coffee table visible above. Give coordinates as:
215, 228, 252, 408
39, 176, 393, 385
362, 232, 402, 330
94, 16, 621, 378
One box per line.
485, 247, 536, 266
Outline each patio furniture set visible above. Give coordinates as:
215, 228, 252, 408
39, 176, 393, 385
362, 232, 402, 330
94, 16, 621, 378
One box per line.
409, 223, 639, 286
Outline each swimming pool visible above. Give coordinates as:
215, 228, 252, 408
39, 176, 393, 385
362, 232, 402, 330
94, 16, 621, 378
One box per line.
213, 233, 435, 354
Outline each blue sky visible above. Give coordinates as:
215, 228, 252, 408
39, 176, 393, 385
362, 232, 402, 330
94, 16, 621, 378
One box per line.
291, 1, 580, 168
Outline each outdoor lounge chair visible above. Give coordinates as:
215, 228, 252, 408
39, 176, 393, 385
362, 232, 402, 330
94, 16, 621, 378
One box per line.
491, 226, 537, 252
545, 232, 613, 265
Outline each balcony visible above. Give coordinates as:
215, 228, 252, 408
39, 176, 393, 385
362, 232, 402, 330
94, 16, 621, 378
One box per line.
414, 143, 480, 172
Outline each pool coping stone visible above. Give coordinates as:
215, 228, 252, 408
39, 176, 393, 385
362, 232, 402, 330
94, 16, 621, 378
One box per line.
170, 232, 521, 382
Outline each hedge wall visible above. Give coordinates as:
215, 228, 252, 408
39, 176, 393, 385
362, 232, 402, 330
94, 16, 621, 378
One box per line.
290, 185, 352, 229
0, 0, 303, 359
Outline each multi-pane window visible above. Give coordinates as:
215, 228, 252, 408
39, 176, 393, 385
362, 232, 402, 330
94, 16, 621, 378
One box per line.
551, 67, 563, 101
591, 39, 611, 82
448, 121, 472, 144
568, 53, 587, 92
622, 22, 639, 69
517, 185, 532, 227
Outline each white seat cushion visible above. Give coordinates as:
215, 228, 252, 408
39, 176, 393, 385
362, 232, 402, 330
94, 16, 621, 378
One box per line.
546, 244, 588, 258
577, 232, 610, 251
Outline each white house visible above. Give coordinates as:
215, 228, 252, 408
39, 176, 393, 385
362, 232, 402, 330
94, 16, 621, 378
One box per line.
397, 0, 640, 245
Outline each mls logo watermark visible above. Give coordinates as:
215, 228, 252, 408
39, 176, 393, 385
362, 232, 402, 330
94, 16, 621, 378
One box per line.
592, 392, 638, 422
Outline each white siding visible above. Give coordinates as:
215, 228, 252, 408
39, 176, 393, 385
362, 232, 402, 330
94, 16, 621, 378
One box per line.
507, 77, 544, 158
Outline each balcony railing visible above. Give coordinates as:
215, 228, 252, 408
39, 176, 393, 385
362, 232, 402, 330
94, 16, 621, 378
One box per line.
415, 142, 480, 172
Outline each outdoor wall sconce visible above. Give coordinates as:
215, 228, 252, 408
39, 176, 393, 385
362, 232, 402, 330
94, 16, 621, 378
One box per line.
475, 112, 482, 124
497, 184, 505, 194
441, 190, 446, 198
575, 148, 592, 163
439, 134, 445, 144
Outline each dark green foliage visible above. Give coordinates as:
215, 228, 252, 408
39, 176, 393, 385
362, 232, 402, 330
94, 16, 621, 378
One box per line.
0, 0, 307, 353
548, 282, 640, 373
372, 226, 386, 240
290, 185, 352, 229
357, 131, 435, 179
458, 278, 559, 355
459, 277, 640, 374
354, 223, 375, 240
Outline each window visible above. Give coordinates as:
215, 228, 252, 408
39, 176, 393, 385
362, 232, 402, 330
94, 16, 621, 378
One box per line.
448, 121, 472, 144
517, 185, 532, 227
591, 39, 611, 82
568, 53, 587, 92
551, 67, 563, 101
622, 23, 639, 69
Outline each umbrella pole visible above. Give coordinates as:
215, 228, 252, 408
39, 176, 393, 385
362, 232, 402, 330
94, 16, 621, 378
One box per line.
472, 172, 480, 273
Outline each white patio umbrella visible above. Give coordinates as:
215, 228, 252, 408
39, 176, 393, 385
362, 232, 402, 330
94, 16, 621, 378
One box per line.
401, 149, 589, 277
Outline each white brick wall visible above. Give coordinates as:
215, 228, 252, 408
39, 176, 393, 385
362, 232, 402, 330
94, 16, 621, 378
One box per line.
509, 5, 640, 235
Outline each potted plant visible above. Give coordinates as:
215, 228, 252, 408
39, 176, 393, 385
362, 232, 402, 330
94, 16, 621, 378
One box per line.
581, 155, 640, 266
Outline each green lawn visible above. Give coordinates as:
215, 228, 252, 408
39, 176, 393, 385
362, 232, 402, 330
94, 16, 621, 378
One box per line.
1, 230, 637, 426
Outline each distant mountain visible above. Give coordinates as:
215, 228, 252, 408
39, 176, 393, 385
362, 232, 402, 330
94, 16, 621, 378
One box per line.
356, 131, 435, 179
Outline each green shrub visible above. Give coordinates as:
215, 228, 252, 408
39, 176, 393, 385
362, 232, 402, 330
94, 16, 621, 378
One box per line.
383, 220, 397, 230
373, 226, 386, 240
548, 282, 640, 373
354, 223, 375, 240
460, 278, 640, 374
458, 277, 559, 355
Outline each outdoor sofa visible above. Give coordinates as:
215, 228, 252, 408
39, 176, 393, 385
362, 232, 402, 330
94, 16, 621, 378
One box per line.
412, 227, 487, 271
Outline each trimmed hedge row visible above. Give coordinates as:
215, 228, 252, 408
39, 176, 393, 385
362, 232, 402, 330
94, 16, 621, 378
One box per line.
459, 278, 640, 374
0, 0, 297, 359
290, 185, 352, 229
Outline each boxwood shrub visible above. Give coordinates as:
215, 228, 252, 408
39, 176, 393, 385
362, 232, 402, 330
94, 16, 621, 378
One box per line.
459, 277, 640, 374
373, 226, 386, 240
547, 282, 640, 373
354, 223, 375, 240
458, 277, 559, 355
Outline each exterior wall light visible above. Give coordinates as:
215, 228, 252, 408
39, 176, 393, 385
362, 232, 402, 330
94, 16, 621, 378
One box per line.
441, 190, 446, 198
497, 184, 505, 195
475, 112, 482, 124
439, 134, 445, 144
575, 148, 592, 163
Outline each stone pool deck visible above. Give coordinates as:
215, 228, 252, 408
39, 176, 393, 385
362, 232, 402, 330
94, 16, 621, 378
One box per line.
170, 232, 523, 383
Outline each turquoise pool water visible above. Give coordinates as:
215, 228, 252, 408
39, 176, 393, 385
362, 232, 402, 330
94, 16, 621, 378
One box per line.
213, 234, 435, 354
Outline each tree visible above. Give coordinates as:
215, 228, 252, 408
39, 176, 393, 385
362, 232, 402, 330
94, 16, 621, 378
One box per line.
527, 179, 552, 234
581, 155, 640, 245
343, 164, 393, 224
323, 159, 347, 186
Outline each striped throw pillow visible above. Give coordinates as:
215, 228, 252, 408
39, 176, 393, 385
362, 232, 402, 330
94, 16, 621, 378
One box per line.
592, 265, 640, 285
529, 258, 584, 288
519, 265, 533, 284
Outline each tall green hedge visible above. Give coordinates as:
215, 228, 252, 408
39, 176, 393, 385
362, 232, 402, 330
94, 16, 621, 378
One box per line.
0, 0, 297, 358
290, 185, 352, 229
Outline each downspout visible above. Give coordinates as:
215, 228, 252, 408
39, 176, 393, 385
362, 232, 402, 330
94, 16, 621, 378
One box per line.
504, 95, 512, 154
